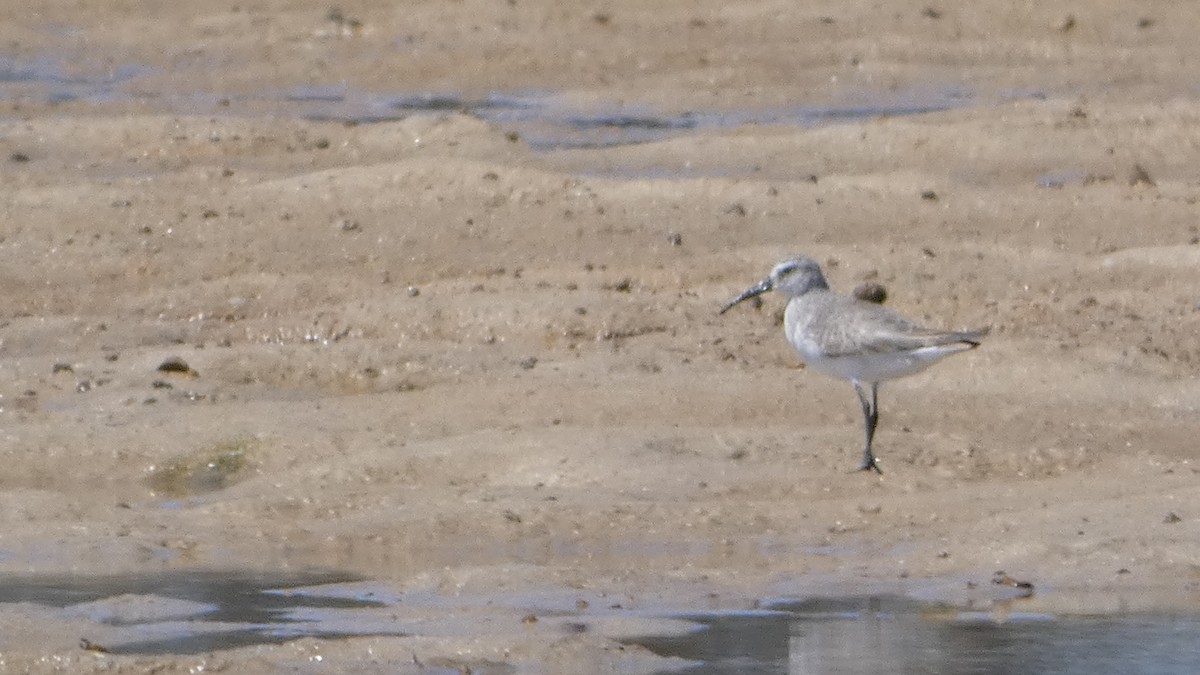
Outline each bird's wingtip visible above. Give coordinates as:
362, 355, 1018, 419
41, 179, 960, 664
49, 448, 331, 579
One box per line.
961, 326, 990, 347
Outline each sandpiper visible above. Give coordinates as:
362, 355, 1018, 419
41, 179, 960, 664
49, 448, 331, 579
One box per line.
720, 255, 986, 473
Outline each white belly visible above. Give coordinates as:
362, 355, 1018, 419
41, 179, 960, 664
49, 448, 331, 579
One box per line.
797, 343, 975, 384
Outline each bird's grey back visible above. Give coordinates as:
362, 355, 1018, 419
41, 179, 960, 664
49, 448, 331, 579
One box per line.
786, 291, 985, 357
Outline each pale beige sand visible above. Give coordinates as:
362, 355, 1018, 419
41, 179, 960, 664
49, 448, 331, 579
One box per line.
0, 0, 1198, 671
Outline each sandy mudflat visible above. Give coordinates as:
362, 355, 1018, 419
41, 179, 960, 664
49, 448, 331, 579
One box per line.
0, 0, 1198, 671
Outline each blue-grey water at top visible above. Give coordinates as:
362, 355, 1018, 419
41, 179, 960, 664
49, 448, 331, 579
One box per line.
0, 53, 1033, 152
630, 596, 1200, 675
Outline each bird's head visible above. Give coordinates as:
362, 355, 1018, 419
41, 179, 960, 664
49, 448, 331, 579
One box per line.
719, 255, 829, 314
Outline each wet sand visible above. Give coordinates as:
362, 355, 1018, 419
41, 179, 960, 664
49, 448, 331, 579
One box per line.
1, 0, 1199, 671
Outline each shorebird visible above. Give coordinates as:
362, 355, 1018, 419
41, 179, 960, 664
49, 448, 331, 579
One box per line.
720, 255, 986, 473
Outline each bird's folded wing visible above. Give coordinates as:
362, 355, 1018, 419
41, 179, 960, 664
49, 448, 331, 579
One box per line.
859, 325, 989, 354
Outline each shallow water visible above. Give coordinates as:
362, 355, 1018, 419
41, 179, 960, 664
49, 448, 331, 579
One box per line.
464, 90, 974, 150
0, 55, 147, 105
0, 53, 1024, 151
633, 596, 1200, 675
5, 568, 1197, 671
0, 569, 398, 655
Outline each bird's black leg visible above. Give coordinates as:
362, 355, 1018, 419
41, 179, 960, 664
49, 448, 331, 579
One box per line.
853, 381, 882, 474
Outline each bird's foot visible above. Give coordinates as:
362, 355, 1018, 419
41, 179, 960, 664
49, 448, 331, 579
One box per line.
856, 454, 883, 475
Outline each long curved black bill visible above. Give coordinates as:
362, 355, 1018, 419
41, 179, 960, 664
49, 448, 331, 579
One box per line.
719, 279, 771, 314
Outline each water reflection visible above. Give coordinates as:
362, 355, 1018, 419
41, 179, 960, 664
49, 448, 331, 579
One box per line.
635, 596, 1200, 675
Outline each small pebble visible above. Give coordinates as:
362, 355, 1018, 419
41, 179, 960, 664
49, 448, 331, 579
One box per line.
1128, 163, 1155, 187
853, 283, 888, 304
157, 357, 198, 377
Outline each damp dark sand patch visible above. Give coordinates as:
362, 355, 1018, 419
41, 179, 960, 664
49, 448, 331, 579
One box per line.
144, 438, 255, 498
